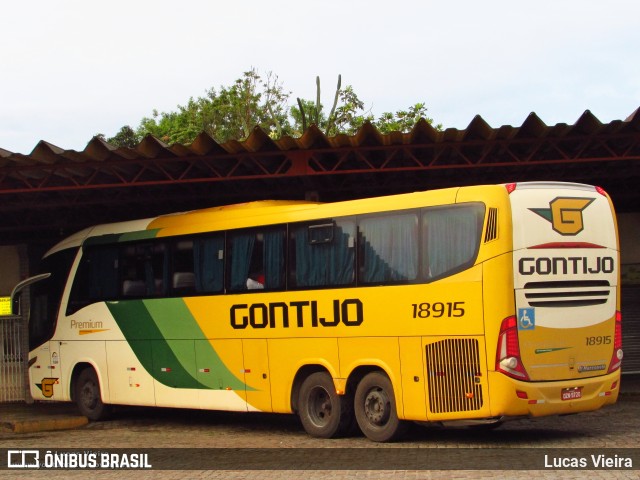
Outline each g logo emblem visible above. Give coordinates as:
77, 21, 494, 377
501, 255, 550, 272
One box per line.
36, 378, 58, 398
531, 197, 594, 236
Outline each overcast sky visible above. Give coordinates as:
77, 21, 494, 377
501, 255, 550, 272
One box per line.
1, 0, 639, 154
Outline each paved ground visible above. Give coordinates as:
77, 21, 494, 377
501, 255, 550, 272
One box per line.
1, 374, 639, 479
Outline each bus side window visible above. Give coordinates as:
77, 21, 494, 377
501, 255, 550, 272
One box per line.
67, 246, 119, 314
421, 204, 485, 280
359, 212, 419, 284
120, 245, 144, 297
120, 243, 168, 298
228, 228, 285, 292
192, 235, 224, 294
290, 219, 355, 288
171, 240, 196, 295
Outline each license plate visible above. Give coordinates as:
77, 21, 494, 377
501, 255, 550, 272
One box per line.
561, 387, 582, 401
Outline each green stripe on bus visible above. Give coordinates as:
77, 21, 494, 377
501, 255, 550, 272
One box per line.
143, 298, 250, 391
106, 299, 250, 391
118, 229, 161, 242
84, 234, 123, 247
106, 300, 206, 389
83, 229, 160, 247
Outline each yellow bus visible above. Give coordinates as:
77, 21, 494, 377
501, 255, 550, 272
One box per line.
21, 181, 622, 442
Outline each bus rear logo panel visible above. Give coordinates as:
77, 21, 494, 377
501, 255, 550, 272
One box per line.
530, 197, 595, 236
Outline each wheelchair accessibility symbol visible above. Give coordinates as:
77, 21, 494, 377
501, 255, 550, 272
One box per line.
518, 308, 536, 330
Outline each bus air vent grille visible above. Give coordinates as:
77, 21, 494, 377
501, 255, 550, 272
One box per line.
484, 208, 498, 243
425, 338, 483, 413
523, 280, 610, 307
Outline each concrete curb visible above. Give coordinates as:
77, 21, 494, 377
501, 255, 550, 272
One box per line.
0, 402, 88, 434
1, 415, 88, 434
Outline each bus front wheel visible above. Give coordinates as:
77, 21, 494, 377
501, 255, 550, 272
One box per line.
74, 367, 111, 421
354, 371, 407, 442
298, 372, 352, 438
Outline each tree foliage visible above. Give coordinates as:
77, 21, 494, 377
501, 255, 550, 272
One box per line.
99, 69, 441, 147
95, 125, 139, 148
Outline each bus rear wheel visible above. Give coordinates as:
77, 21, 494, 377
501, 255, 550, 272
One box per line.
298, 372, 352, 438
75, 367, 111, 421
354, 371, 407, 442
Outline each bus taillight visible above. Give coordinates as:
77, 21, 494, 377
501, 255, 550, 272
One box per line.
595, 186, 608, 197
608, 311, 623, 373
496, 316, 530, 380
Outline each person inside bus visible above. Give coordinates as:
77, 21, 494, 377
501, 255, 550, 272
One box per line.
246, 272, 265, 290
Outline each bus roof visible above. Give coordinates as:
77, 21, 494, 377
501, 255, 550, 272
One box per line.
45, 182, 597, 257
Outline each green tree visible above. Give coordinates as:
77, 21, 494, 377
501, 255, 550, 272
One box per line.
101, 70, 441, 146
137, 68, 291, 144
374, 103, 442, 134
292, 76, 439, 136
138, 96, 214, 145
331, 85, 368, 135
95, 125, 141, 148
292, 76, 371, 136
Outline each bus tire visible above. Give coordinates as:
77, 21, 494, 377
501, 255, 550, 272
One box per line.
298, 372, 352, 438
354, 371, 407, 442
75, 367, 111, 421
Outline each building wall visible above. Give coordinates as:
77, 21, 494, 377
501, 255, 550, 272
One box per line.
619, 213, 640, 285
0, 246, 21, 295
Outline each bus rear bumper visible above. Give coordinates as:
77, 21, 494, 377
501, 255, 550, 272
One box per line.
487, 370, 621, 418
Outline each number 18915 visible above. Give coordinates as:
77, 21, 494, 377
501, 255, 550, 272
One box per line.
411, 302, 465, 319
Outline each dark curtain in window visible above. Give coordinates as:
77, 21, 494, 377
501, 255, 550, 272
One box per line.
294, 223, 354, 287
424, 206, 481, 278
263, 230, 285, 289
194, 236, 224, 292
230, 234, 255, 290
360, 214, 418, 283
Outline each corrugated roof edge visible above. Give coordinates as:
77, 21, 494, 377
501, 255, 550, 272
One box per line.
2, 107, 638, 161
